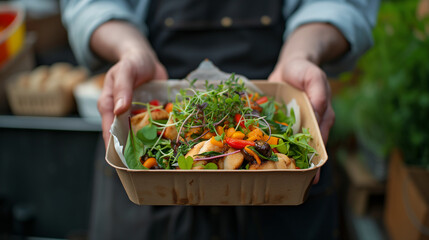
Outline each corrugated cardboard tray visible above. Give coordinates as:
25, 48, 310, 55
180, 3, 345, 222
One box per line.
106, 80, 328, 205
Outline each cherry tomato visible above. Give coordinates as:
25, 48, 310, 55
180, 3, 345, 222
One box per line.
149, 100, 160, 106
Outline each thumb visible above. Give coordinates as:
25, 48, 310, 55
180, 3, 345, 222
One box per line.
303, 70, 329, 124
267, 67, 282, 83
153, 62, 169, 80
113, 64, 134, 115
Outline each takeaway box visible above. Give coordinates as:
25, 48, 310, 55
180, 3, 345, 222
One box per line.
105, 80, 328, 205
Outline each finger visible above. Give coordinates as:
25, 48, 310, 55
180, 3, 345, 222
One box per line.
101, 109, 115, 149
98, 70, 115, 149
313, 168, 321, 184
319, 102, 335, 145
113, 62, 134, 115
267, 67, 282, 83
303, 70, 329, 123
154, 62, 169, 80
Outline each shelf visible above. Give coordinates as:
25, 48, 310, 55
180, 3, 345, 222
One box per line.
0, 115, 101, 132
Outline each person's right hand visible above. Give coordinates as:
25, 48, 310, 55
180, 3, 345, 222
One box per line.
98, 50, 168, 148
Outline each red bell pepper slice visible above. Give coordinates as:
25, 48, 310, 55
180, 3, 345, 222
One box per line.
225, 138, 255, 149
255, 96, 268, 105
234, 113, 246, 128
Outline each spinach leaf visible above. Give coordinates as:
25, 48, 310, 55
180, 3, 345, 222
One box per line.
124, 127, 146, 169
137, 124, 157, 141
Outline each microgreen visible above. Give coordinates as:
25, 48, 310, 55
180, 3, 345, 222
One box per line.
124, 74, 316, 170
214, 132, 225, 141
204, 163, 218, 170
178, 155, 194, 170
173, 74, 252, 136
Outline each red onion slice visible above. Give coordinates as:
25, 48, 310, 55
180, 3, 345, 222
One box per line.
190, 130, 210, 142
194, 149, 241, 161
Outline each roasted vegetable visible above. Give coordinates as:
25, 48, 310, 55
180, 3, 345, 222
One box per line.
254, 140, 272, 157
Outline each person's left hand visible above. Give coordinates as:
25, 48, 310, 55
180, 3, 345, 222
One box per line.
268, 57, 335, 184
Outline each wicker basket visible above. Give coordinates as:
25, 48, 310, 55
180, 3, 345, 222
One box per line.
6, 63, 87, 116
6, 83, 75, 116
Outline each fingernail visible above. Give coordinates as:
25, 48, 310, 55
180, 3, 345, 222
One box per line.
114, 98, 124, 113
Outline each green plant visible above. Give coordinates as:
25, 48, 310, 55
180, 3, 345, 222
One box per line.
334, 0, 429, 169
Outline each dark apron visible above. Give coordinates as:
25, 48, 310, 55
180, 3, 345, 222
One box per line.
146, 0, 285, 79
89, 1, 338, 239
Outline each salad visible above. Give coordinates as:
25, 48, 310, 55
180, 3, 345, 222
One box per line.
124, 75, 316, 170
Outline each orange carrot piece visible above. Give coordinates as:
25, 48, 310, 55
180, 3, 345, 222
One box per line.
165, 102, 174, 113
244, 146, 261, 165
143, 157, 158, 169
210, 136, 224, 148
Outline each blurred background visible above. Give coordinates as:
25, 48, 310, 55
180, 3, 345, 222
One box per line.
1, 0, 429, 239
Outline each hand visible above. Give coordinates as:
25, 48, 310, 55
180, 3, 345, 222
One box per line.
268, 57, 335, 184
98, 50, 168, 148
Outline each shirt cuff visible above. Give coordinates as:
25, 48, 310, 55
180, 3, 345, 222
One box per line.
285, 1, 374, 76
66, 2, 144, 70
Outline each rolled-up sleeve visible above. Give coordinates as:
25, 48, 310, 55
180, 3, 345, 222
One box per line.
60, 0, 148, 69
284, 0, 380, 75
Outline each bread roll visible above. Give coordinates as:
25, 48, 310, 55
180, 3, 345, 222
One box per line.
61, 67, 88, 92
15, 72, 30, 88
28, 65, 49, 91
45, 62, 73, 90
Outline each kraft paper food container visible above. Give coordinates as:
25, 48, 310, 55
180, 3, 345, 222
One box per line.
106, 80, 328, 205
